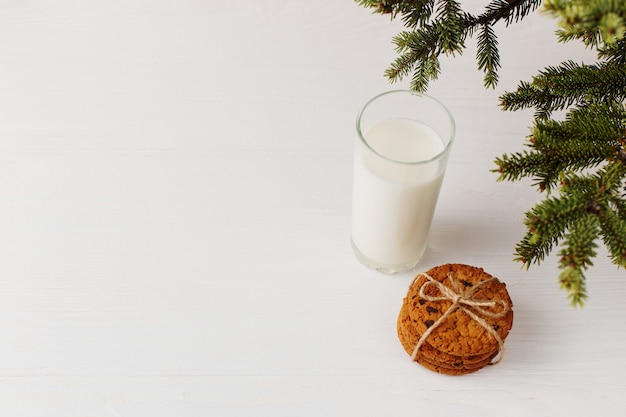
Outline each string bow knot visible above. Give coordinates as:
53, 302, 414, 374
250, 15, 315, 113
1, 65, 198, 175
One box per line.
410, 272, 510, 364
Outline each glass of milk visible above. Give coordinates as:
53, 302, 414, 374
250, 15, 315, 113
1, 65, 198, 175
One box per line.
351, 90, 455, 273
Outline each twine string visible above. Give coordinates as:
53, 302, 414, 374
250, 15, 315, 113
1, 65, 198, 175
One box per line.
410, 272, 510, 365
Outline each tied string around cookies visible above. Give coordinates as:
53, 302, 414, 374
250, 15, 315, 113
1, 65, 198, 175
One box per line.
410, 272, 510, 364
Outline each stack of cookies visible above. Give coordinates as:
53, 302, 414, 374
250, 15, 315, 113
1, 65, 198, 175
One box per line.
397, 264, 514, 375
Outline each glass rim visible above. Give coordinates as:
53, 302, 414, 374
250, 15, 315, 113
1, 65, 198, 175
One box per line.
356, 90, 456, 165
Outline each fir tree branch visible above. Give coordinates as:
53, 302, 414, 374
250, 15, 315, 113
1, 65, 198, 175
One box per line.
594, 161, 626, 267
599, 36, 626, 64
435, 0, 465, 55
356, 0, 543, 90
500, 62, 626, 118
476, 0, 542, 26
399, 0, 436, 27
385, 26, 441, 87
558, 214, 599, 307
494, 104, 619, 192
557, 266, 589, 307
494, 150, 548, 183
355, 0, 436, 26
543, 0, 626, 47
476, 23, 500, 88
494, 149, 576, 192
409, 52, 441, 91
598, 206, 626, 268
516, 194, 590, 265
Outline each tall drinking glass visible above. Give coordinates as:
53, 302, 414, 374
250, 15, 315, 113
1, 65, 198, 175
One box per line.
351, 90, 456, 273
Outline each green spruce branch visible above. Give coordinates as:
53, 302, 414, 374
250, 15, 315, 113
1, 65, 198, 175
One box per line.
356, 0, 542, 90
357, 0, 626, 306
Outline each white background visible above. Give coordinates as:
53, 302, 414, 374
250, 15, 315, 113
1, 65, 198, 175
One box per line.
0, 1, 624, 416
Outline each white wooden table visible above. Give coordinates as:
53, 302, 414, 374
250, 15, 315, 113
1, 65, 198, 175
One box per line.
1, 1, 624, 415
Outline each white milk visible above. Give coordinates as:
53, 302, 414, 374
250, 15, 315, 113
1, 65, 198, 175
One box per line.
351, 118, 446, 269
